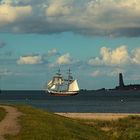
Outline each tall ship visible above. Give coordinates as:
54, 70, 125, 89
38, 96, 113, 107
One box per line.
46, 69, 80, 96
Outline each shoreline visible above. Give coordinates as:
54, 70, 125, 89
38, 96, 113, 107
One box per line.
55, 113, 140, 120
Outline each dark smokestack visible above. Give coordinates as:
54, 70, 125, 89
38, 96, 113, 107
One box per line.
119, 73, 124, 87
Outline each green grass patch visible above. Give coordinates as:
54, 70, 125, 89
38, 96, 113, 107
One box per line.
6, 105, 108, 140
0, 107, 7, 122
5, 105, 140, 140
77, 115, 140, 140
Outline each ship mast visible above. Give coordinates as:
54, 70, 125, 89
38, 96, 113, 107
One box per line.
67, 69, 73, 90
55, 68, 62, 91
56, 68, 61, 77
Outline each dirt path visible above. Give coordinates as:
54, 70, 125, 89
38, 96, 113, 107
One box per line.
0, 105, 22, 140
56, 113, 140, 120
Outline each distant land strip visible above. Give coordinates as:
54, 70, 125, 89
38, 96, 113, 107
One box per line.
55, 113, 140, 120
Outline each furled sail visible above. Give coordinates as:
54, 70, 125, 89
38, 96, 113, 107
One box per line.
53, 76, 64, 85
48, 80, 56, 90
48, 80, 53, 88
68, 80, 79, 91
48, 76, 64, 91
50, 84, 56, 90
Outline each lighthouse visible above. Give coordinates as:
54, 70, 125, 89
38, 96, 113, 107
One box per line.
119, 73, 124, 88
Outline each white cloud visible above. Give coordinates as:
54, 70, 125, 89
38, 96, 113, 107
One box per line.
17, 55, 42, 65
90, 68, 125, 78
47, 48, 58, 57
0, 4, 32, 26
89, 46, 130, 66
46, 0, 73, 17
0, 0, 140, 36
131, 48, 140, 65
90, 70, 102, 77
56, 53, 72, 65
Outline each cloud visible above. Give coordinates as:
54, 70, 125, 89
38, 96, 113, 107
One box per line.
0, 68, 12, 76
0, 0, 140, 36
89, 46, 131, 66
41, 49, 60, 64
90, 68, 125, 78
17, 55, 42, 65
108, 68, 125, 77
0, 0, 47, 5
131, 48, 140, 65
16, 51, 72, 66
56, 53, 72, 65
90, 70, 102, 77
0, 41, 6, 48
0, 4, 32, 27
47, 48, 59, 57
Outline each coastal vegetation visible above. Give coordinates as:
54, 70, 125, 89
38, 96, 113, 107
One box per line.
77, 116, 140, 140
0, 105, 139, 140
0, 107, 6, 122
5, 105, 107, 140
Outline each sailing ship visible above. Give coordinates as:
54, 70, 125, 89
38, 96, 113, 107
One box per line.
46, 69, 80, 96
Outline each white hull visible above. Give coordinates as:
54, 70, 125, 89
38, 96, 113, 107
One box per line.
47, 89, 79, 96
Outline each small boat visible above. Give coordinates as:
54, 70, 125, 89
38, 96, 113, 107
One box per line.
46, 69, 80, 96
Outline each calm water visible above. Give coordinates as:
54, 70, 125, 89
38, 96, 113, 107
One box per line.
0, 90, 140, 113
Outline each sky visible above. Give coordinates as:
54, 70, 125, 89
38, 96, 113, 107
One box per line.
1, 0, 140, 90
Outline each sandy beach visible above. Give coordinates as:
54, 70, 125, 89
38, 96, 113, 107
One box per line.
55, 113, 140, 120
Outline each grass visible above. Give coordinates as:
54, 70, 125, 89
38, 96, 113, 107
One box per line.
0, 107, 7, 122
77, 116, 140, 140
6, 105, 108, 140
3, 105, 140, 140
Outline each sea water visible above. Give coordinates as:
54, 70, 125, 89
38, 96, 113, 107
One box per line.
0, 90, 140, 113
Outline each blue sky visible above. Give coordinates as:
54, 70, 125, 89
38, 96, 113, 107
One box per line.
1, 0, 140, 90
